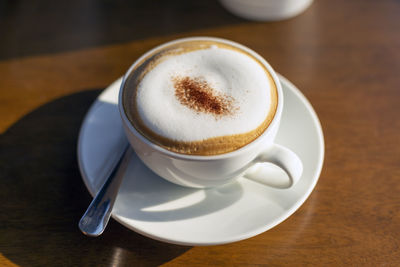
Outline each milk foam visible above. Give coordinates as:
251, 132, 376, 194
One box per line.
135, 45, 273, 142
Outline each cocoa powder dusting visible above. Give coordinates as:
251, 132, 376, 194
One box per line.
173, 76, 235, 116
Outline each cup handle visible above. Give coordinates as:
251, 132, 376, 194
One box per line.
244, 144, 303, 188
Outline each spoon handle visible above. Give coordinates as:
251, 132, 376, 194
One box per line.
79, 144, 131, 237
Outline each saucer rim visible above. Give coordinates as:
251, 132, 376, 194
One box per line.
77, 74, 324, 246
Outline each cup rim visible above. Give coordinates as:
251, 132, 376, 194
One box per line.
118, 36, 283, 161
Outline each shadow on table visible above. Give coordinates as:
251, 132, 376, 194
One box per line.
0, 0, 244, 60
0, 90, 190, 266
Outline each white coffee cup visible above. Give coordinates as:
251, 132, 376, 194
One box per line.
119, 37, 302, 188
219, 0, 313, 21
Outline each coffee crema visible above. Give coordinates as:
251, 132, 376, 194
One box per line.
122, 39, 278, 155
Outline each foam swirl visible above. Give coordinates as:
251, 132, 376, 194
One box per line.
124, 40, 277, 155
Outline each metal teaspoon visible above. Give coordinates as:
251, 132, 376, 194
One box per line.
79, 143, 131, 237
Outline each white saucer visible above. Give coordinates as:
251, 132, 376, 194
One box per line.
77, 75, 324, 246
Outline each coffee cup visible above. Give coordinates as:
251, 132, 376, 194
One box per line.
118, 37, 302, 188
219, 0, 313, 21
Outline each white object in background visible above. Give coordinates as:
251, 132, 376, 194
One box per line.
220, 0, 314, 21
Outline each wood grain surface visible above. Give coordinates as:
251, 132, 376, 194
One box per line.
0, 0, 399, 266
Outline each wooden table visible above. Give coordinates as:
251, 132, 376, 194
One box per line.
1, 0, 399, 265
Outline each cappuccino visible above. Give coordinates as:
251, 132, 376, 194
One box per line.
122, 39, 278, 155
